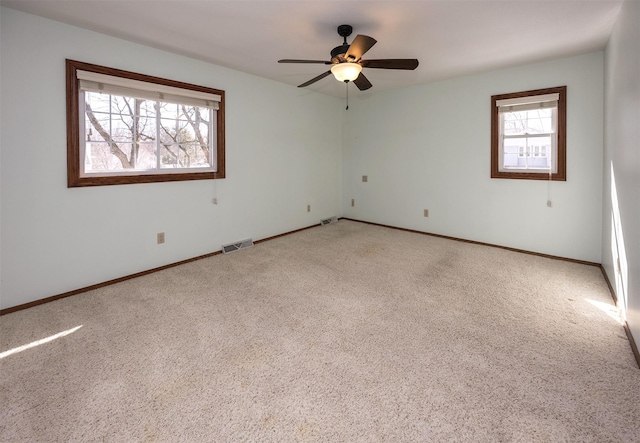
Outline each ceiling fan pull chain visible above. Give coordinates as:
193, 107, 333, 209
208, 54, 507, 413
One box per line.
346, 81, 349, 110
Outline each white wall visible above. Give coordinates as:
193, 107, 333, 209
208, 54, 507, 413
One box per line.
343, 52, 604, 262
603, 0, 640, 345
0, 8, 343, 310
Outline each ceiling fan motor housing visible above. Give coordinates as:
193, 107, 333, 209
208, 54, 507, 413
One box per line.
331, 44, 350, 61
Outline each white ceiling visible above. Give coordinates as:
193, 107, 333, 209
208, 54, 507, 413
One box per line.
1, 0, 623, 97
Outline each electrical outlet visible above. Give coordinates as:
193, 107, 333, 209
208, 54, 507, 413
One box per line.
424, 209, 429, 217
157, 232, 165, 244
351, 198, 355, 207
547, 200, 553, 208
212, 197, 218, 205
307, 204, 311, 212
362, 175, 368, 182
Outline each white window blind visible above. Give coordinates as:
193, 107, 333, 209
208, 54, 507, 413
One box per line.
497, 93, 559, 113
77, 70, 221, 109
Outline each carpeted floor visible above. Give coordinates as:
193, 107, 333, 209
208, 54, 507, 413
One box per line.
1, 220, 639, 442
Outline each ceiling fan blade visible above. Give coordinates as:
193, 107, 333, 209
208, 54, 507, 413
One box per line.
353, 72, 373, 91
345, 35, 377, 61
298, 70, 332, 88
360, 59, 419, 70
279, 59, 332, 64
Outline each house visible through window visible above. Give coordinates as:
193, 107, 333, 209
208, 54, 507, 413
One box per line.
67, 60, 225, 187
491, 86, 566, 181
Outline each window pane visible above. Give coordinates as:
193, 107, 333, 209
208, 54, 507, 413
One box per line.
199, 121, 210, 145
111, 143, 132, 170
187, 142, 211, 167
85, 96, 214, 173
157, 102, 181, 120
111, 115, 134, 142
502, 136, 553, 171
503, 137, 527, 169
503, 109, 553, 136
526, 137, 551, 170
161, 145, 180, 167
160, 118, 185, 136
524, 109, 553, 133
137, 116, 156, 143
85, 116, 109, 143
85, 142, 134, 171
85, 91, 110, 113
111, 95, 133, 116
139, 100, 156, 117
503, 112, 526, 135
160, 143, 210, 169
85, 141, 111, 172
136, 141, 157, 170
86, 94, 216, 171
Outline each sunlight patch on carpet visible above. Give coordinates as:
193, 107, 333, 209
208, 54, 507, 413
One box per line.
586, 299, 623, 325
0, 325, 83, 359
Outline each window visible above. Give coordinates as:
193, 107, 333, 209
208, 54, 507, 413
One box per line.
491, 86, 566, 181
66, 59, 225, 187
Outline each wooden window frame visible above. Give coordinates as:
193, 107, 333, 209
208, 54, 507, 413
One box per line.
491, 86, 566, 181
66, 59, 225, 187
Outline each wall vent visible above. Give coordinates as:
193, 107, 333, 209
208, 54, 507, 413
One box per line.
320, 216, 338, 226
222, 238, 254, 254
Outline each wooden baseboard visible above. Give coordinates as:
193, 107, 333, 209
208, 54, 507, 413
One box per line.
599, 264, 619, 305
0, 223, 319, 316
342, 218, 600, 266
600, 265, 640, 369
623, 323, 640, 369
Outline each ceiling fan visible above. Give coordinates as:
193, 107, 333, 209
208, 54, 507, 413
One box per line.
278, 24, 419, 91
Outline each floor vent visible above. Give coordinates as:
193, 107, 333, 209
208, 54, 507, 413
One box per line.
320, 216, 338, 226
222, 238, 254, 254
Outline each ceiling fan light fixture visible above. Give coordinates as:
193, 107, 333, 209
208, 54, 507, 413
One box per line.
331, 62, 362, 82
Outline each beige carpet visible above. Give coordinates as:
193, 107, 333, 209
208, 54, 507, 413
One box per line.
1, 220, 639, 442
